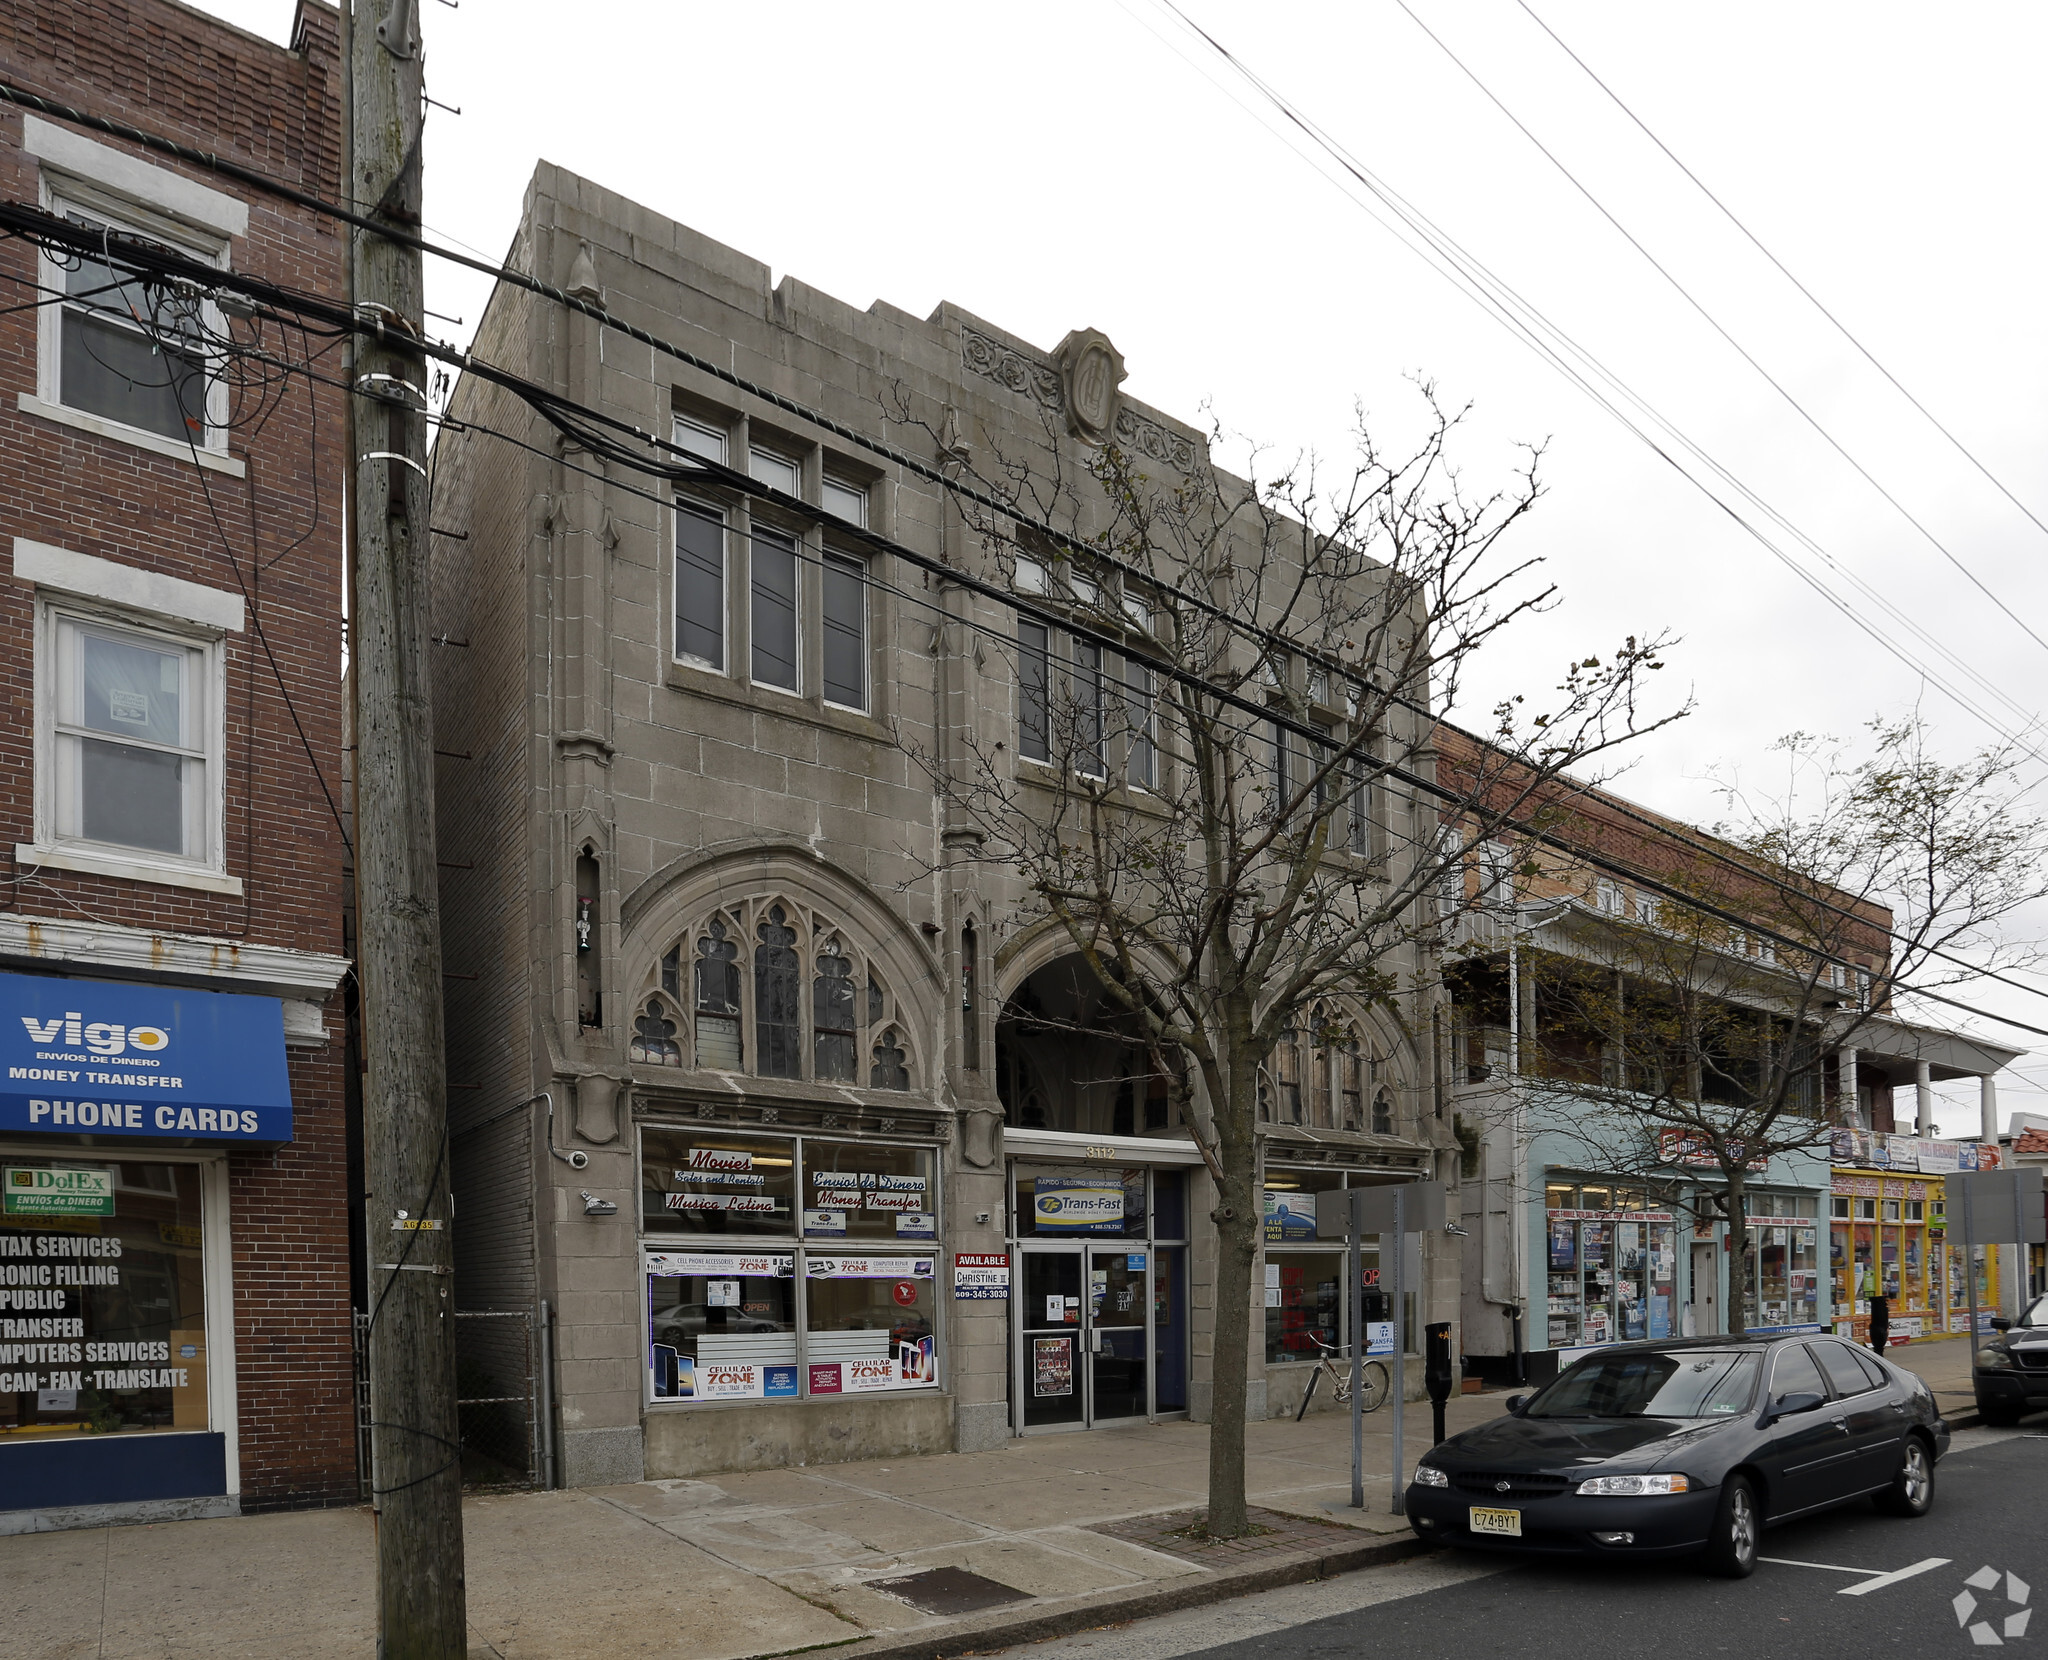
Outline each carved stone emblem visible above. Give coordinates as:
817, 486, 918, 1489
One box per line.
1056, 328, 1126, 446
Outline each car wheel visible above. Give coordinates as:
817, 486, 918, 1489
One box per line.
1702, 1475, 1759, 1579
1873, 1437, 1934, 1517
1980, 1400, 2024, 1428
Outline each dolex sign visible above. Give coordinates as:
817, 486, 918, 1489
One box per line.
3, 1166, 114, 1216
0, 971, 294, 1144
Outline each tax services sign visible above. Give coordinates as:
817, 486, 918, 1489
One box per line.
0, 970, 293, 1144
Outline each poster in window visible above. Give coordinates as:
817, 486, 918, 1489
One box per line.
1033, 1335, 1074, 1397
1548, 1219, 1576, 1270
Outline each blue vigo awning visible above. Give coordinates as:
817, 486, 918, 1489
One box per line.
0, 970, 293, 1144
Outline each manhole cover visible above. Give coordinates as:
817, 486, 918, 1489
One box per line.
864, 1566, 1032, 1616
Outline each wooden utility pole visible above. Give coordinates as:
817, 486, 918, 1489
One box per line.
348, 0, 467, 1653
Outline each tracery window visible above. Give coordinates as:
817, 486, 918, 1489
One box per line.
638, 897, 916, 1092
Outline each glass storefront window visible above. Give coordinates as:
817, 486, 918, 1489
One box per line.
1544, 1193, 1675, 1346
646, 1250, 797, 1400
800, 1141, 935, 1245
1262, 1169, 1344, 1243
1265, 1250, 1342, 1363
1013, 1166, 1147, 1238
3, 1158, 207, 1441
803, 1255, 937, 1394
1152, 1170, 1187, 1242
641, 1130, 797, 1236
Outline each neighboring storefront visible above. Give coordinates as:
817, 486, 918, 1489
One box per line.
1829, 1131, 2006, 1344
0, 968, 300, 1516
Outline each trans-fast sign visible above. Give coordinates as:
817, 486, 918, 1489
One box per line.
0, 971, 294, 1143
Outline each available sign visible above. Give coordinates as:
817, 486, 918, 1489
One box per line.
953, 1252, 1010, 1300
0, 971, 293, 1144
3, 1167, 112, 1217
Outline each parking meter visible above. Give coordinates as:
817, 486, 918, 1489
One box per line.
1424, 1322, 1454, 1445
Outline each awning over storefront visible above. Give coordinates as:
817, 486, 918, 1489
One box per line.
0, 969, 293, 1146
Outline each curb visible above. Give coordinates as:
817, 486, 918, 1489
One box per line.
795, 1530, 1426, 1660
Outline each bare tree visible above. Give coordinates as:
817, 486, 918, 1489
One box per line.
1499, 719, 2048, 1336
909, 386, 1679, 1535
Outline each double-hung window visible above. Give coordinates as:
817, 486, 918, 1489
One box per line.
1123, 653, 1156, 790
1018, 621, 1051, 762
750, 523, 800, 693
52, 210, 214, 446
53, 613, 208, 859
1073, 638, 1105, 778
675, 498, 727, 672
822, 552, 868, 710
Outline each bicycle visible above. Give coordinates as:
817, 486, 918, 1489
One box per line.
1293, 1335, 1390, 1420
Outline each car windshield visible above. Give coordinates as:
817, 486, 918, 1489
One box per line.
2017, 1296, 2048, 1330
1527, 1349, 1761, 1420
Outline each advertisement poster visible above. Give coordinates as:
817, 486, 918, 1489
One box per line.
805, 1256, 935, 1279
1548, 1219, 1576, 1270
897, 1335, 935, 1384
844, 1357, 899, 1393
1648, 1293, 1673, 1339
954, 1252, 1010, 1299
803, 1209, 847, 1236
1033, 1175, 1124, 1234
646, 1252, 793, 1279
808, 1362, 843, 1395
1365, 1320, 1394, 1356
894, 1213, 937, 1240
1262, 1191, 1319, 1242
1033, 1335, 1074, 1396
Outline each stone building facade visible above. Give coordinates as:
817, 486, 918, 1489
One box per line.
429, 163, 1459, 1486
0, 0, 352, 1527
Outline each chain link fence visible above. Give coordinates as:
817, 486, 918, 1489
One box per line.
352, 1308, 542, 1498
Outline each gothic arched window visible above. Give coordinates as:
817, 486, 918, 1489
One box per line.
631, 999, 681, 1066
755, 906, 802, 1078
1372, 1085, 1395, 1137
694, 917, 742, 1070
647, 897, 916, 1092
814, 935, 857, 1083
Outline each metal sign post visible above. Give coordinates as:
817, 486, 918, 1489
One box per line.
1389, 1182, 1406, 1516
1347, 1216, 1363, 1511
1317, 1180, 1448, 1516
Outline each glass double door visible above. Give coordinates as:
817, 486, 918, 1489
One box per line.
1018, 1245, 1151, 1429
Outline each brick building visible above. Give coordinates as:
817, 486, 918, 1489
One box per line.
0, 0, 353, 1527
427, 164, 1460, 1487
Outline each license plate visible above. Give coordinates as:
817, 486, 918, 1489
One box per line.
1468, 1506, 1522, 1537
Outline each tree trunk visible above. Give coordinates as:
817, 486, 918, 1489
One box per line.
1723, 1168, 1748, 1338
1205, 1060, 1260, 1537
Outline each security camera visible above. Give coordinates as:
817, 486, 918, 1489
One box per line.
565, 1149, 589, 1171
580, 1191, 618, 1217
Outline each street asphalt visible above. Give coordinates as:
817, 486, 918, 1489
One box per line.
1012, 1422, 2048, 1660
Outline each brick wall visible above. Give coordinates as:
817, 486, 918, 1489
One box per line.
0, 0, 353, 1509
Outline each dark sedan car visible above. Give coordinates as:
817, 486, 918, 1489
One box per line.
1976, 1294, 2048, 1425
1406, 1334, 1949, 1577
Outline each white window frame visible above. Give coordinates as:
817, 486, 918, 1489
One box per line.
821, 548, 870, 714
32, 180, 236, 470
672, 494, 730, 676
822, 475, 868, 527
673, 414, 729, 467
748, 446, 801, 497
747, 515, 805, 699
23, 590, 233, 894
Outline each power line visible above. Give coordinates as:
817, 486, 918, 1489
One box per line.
1396, 0, 2048, 663
1137, 3, 2048, 758
1515, 0, 2048, 563
9, 180, 2041, 1042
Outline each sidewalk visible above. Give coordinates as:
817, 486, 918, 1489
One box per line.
1886, 1332, 1980, 1427
4, 1391, 1501, 1660
8, 1346, 1990, 1660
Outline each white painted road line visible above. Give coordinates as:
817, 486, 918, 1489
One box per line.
1760, 1557, 1880, 1575
1839, 1557, 1953, 1596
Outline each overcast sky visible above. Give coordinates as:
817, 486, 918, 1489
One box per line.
195, 0, 2048, 1129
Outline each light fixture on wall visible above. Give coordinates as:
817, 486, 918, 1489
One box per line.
580, 1191, 618, 1217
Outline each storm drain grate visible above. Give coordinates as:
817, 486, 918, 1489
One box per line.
864, 1566, 1033, 1616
